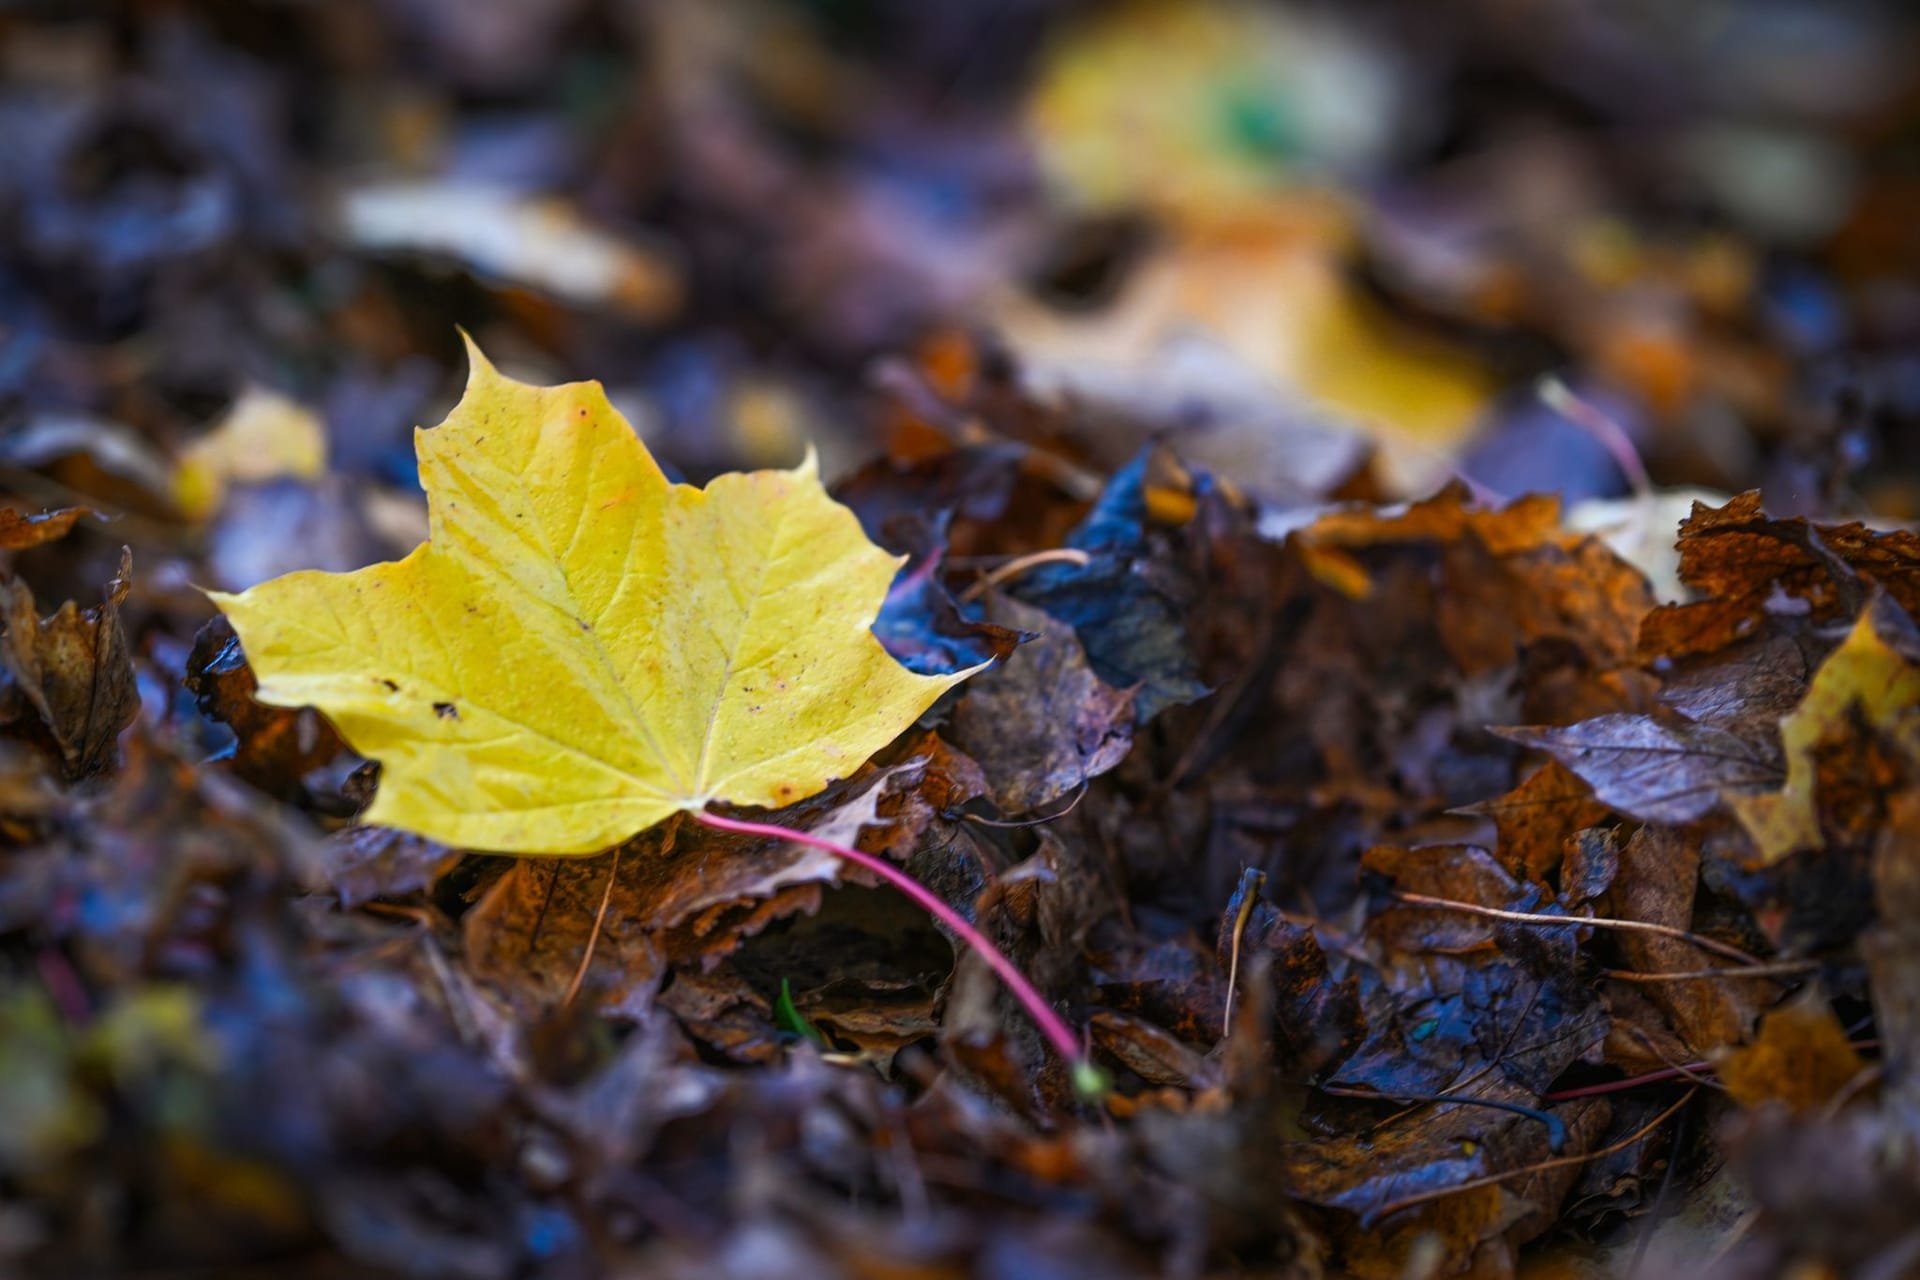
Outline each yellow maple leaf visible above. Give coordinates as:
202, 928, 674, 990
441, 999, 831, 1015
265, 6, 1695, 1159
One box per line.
208, 340, 976, 854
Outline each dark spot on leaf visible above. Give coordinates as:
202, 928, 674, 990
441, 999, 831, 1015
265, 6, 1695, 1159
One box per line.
380, 679, 400, 692
433, 702, 459, 720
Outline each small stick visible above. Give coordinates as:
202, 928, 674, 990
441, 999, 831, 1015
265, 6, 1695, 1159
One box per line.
957, 548, 1091, 604
1390, 891, 1765, 967
694, 808, 1106, 1097
561, 844, 624, 1010
1602, 960, 1816, 983
1542, 1037, 1879, 1101
1222, 870, 1265, 1038
956, 782, 1088, 829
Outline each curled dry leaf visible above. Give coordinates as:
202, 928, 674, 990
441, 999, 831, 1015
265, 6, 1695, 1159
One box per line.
1641, 491, 1920, 661
185, 616, 349, 805
0, 548, 137, 779
1008, 450, 1209, 721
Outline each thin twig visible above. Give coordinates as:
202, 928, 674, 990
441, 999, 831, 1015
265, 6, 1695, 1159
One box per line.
1375, 1089, 1697, 1220
1222, 871, 1265, 1038
561, 844, 624, 1010
1390, 891, 1765, 967
957, 548, 1091, 603
1603, 960, 1816, 983
956, 782, 1088, 828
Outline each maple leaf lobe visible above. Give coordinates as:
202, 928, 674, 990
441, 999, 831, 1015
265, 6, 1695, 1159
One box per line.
208, 339, 976, 854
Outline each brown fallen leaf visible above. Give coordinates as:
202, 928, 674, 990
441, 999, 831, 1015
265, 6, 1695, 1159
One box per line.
1606, 824, 1768, 1057
1640, 491, 1920, 661
1717, 986, 1865, 1113
185, 617, 350, 806
462, 838, 669, 1022
1301, 487, 1656, 679
1090, 1008, 1217, 1088
1500, 713, 1781, 826
1459, 760, 1612, 885
461, 764, 931, 1020
948, 592, 1134, 814
0, 547, 137, 778
0, 505, 93, 551
320, 826, 463, 910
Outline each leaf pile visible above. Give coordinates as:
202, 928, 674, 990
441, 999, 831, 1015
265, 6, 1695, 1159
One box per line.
5, 3, 1920, 1279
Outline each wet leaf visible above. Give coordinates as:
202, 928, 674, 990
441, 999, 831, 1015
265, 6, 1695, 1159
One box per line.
1009, 451, 1210, 721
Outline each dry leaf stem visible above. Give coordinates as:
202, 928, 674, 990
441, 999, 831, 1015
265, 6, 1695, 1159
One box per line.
1391, 891, 1764, 966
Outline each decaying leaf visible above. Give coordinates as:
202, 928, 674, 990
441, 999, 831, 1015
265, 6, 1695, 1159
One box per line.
1501, 713, 1780, 826
210, 342, 977, 853
0, 548, 138, 778
1641, 492, 1920, 661
948, 593, 1134, 814
0, 506, 93, 551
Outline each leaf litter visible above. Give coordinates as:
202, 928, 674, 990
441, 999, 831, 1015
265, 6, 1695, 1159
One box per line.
4, 3, 1920, 1277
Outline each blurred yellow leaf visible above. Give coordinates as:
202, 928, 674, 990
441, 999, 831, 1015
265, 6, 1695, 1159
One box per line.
173, 388, 328, 520
210, 341, 973, 854
997, 218, 1498, 494
1027, 0, 1399, 224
